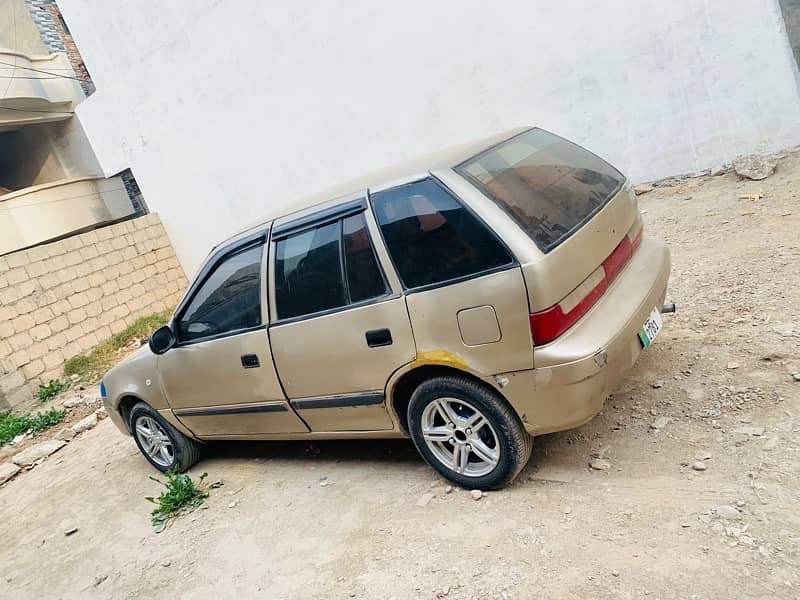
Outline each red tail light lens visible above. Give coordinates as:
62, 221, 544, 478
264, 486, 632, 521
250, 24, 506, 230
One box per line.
602, 236, 632, 283
529, 277, 608, 344
529, 220, 643, 345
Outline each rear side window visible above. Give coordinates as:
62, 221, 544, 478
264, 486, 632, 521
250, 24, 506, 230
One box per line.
274, 222, 346, 319
456, 128, 624, 253
370, 178, 513, 289
177, 244, 263, 342
343, 213, 389, 303
274, 212, 389, 320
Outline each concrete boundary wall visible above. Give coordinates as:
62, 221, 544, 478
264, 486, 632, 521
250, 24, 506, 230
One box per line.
0, 214, 188, 411
57, 0, 800, 274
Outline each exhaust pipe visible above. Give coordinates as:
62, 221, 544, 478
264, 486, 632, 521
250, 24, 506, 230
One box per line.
661, 303, 676, 314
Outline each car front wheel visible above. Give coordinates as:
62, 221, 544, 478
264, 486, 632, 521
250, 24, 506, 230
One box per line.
130, 402, 201, 472
407, 376, 532, 490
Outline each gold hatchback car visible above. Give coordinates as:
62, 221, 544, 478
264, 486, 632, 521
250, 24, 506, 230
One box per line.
102, 127, 671, 489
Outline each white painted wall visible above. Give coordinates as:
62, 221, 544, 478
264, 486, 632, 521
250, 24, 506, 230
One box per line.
58, 0, 800, 274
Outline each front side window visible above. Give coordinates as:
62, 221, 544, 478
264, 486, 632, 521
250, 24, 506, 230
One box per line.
177, 244, 263, 342
274, 211, 389, 320
370, 178, 513, 289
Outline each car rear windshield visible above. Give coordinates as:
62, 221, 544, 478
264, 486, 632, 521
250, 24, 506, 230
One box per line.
455, 128, 625, 253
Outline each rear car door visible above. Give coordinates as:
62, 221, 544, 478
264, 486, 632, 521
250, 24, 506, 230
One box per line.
369, 177, 533, 376
268, 196, 416, 431
158, 230, 309, 437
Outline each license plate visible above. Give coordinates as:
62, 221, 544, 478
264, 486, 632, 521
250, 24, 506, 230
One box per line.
638, 308, 663, 348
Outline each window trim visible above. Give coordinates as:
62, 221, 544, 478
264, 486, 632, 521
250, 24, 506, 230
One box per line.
337, 219, 350, 304
367, 175, 518, 295
173, 324, 267, 348
271, 197, 367, 241
270, 202, 393, 324
402, 263, 518, 296
172, 231, 267, 347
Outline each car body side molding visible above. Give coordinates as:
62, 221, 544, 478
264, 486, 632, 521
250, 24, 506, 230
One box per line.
291, 392, 384, 410
173, 401, 289, 417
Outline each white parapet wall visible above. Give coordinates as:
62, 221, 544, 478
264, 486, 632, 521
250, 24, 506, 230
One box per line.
57, 0, 800, 274
0, 50, 83, 129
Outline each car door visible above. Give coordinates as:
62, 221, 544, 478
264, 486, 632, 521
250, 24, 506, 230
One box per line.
268, 195, 416, 431
369, 177, 533, 376
158, 229, 309, 437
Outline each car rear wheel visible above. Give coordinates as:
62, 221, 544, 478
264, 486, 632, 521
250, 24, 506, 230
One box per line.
129, 402, 201, 472
407, 376, 532, 490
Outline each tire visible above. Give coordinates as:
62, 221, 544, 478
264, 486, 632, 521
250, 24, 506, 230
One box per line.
408, 375, 532, 490
129, 402, 201, 473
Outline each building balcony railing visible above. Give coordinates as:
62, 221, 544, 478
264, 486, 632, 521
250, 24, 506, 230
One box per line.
0, 50, 83, 130
0, 176, 135, 255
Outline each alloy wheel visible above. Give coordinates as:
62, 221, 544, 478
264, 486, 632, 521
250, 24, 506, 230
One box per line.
420, 397, 500, 477
134, 416, 175, 468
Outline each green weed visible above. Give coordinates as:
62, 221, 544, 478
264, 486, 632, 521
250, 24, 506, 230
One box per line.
145, 468, 210, 531
37, 379, 67, 403
29, 408, 68, 433
0, 408, 67, 446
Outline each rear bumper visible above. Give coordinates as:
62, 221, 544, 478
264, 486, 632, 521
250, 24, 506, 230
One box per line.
487, 235, 671, 435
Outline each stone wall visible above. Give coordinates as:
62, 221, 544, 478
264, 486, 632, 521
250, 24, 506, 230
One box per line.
0, 214, 187, 411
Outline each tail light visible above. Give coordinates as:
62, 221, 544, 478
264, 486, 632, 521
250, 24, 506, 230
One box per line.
529, 218, 645, 345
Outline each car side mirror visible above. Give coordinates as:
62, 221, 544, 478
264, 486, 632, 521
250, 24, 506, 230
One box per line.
149, 325, 176, 355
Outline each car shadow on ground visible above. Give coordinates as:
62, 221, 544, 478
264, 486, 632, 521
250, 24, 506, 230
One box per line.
201, 437, 425, 468
198, 429, 581, 484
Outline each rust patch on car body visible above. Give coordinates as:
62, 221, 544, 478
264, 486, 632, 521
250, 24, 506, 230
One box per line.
411, 349, 470, 372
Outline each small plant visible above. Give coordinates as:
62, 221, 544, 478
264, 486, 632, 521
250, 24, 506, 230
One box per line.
37, 379, 67, 403
29, 408, 67, 433
0, 408, 67, 446
0, 412, 29, 446
146, 468, 209, 531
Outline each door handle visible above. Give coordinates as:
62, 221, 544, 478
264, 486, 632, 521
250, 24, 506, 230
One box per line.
241, 354, 260, 368
365, 328, 393, 348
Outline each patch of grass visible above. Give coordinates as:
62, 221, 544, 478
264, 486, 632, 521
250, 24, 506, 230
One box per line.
63, 308, 173, 383
0, 408, 67, 446
146, 468, 209, 531
110, 311, 173, 348
37, 378, 67, 403
0, 412, 29, 446
29, 408, 68, 433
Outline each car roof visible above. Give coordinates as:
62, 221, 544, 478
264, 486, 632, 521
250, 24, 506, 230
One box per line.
221, 126, 528, 246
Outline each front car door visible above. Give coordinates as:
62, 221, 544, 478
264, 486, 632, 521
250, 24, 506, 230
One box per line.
158, 228, 309, 437
268, 195, 416, 431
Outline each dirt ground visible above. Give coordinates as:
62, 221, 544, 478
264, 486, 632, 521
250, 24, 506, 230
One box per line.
1, 154, 800, 600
